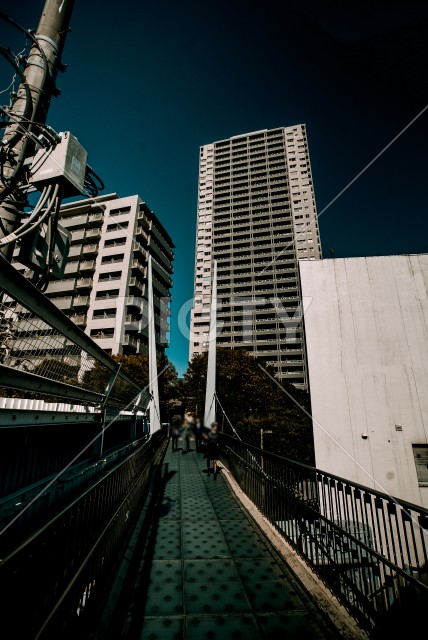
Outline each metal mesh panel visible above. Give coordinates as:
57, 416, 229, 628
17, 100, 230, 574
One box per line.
0, 297, 101, 392
0, 293, 145, 408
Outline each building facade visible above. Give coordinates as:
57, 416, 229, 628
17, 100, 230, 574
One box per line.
189, 125, 322, 387
300, 254, 428, 508
14, 193, 174, 355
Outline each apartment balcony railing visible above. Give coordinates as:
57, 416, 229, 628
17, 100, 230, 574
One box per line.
73, 296, 90, 308
68, 246, 82, 259
137, 210, 150, 228
52, 297, 74, 311
64, 262, 80, 276
123, 334, 138, 348
46, 279, 76, 295
126, 296, 143, 311
87, 212, 104, 226
79, 260, 96, 272
75, 278, 93, 290
84, 244, 98, 256
69, 314, 87, 325
86, 228, 102, 241
72, 229, 87, 244
61, 213, 88, 229
135, 226, 148, 243
130, 259, 146, 275
128, 277, 144, 294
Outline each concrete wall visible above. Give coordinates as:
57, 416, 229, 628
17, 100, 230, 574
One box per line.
300, 254, 428, 508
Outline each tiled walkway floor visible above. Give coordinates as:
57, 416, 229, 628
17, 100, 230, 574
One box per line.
123, 440, 340, 639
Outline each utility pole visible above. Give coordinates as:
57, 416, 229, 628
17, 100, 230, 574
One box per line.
0, 0, 75, 260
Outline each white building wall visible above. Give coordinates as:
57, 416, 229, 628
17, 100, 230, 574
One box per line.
300, 254, 428, 508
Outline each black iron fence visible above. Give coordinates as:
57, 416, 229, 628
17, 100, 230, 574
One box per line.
0, 427, 168, 639
220, 433, 428, 636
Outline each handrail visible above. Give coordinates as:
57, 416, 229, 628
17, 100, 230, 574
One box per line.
0, 427, 168, 639
220, 433, 428, 634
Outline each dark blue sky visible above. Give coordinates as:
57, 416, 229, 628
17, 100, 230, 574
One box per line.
2, 1, 427, 376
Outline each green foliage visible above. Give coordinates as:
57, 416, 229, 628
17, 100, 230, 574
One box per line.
82, 352, 180, 421
181, 348, 315, 464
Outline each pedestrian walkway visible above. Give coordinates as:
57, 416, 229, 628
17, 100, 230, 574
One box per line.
123, 440, 341, 639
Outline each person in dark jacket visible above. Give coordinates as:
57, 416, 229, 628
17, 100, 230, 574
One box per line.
204, 422, 221, 479
170, 415, 181, 452
192, 416, 203, 453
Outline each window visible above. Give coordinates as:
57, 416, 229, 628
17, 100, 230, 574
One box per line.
412, 445, 428, 484
95, 289, 119, 299
101, 253, 124, 264
109, 206, 131, 216
104, 237, 126, 247
90, 328, 114, 338
107, 221, 129, 231
93, 308, 116, 318
99, 271, 122, 281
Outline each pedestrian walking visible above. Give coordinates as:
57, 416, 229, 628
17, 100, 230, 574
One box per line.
192, 416, 203, 453
204, 422, 221, 479
181, 413, 193, 454
170, 415, 181, 452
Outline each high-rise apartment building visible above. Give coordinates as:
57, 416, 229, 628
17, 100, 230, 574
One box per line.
189, 125, 322, 388
13, 193, 174, 355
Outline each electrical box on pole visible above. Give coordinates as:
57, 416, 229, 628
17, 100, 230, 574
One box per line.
30, 132, 88, 197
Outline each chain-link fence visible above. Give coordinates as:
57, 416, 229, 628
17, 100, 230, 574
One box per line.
0, 255, 149, 410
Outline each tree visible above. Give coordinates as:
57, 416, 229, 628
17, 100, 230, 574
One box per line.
181, 348, 315, 464
81, 352, 180, 422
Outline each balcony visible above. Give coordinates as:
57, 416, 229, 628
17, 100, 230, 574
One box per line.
126, 296, 143, 311
69, 314, 87, 326
79, 260, 96, 273
128, 277, 144, 294
71, 229, 85, 244
150, 224, 173, 259
131, 259, 146, 275
123, 334, 138, 348
64, 262, 79, 276
76, 278, 93, 290
61, 213, 88, 229
87, 212, 104, 227
46, 279, 76, 295
86, 228, 102, 241
135, 227, 148, 243
137, 211, 150, 228
67, 245, 82, 260
52, 297, 73, 311
84, 244, 98, 256
125, 314, 141, 327
133, 241, 148, 259
73, 296, 90, 308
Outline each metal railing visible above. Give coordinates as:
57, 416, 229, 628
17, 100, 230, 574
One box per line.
0, 255, 170, 638
0, 427, 168, 639
0, 253, 149, 410
220, 434, 428, 635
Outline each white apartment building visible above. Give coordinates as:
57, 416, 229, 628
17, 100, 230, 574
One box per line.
190, 125, 322, 387
14, 193, 174, 355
